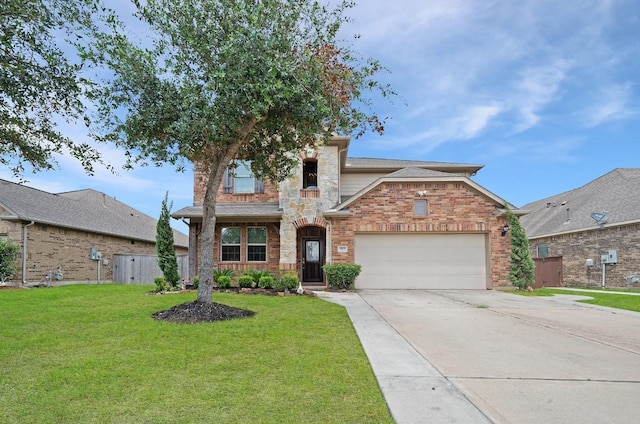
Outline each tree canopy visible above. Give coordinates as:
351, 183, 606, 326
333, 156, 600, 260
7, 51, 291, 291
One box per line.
84, 0, 393, 303
506, 207, 535, 290
0, 0, 106, 178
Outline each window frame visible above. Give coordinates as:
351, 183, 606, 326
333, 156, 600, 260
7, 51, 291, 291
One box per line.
246, 226, 267, 262
302, 159, 318, 189
221, 226, 241, 262
414, 199, 428, 216
536, 244, 549, 258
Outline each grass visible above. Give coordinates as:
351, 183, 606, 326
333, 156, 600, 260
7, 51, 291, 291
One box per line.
511, 287, 640, 313
0, 285, 393, 423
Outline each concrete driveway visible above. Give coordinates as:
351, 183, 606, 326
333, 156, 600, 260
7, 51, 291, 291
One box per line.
358, 289, 640, 424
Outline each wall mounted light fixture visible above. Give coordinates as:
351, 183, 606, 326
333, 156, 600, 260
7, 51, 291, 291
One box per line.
501, 224, 510, 236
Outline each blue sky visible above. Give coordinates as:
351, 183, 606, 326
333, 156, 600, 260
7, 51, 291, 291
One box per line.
3, 0, 639, 234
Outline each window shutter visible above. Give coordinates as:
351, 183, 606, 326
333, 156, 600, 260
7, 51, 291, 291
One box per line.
254, 178, 264, 194
223, 168, 233, 193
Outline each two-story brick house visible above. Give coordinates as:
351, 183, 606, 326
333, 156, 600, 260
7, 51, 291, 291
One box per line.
173, 136, 520, 289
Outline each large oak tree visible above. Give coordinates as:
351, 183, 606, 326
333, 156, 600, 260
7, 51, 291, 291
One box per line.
85, 0, 392, 303
1, 0, 106, 178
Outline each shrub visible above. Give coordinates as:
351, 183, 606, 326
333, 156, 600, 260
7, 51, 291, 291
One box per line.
0, 238, 20, 283
192, 275, 199, 289
217, 275, 232, 289
154, 276, 170, 292
322, 263, 362, 290
273, 273, 299, 292
238, 275, 254, 288
214, 268, 234, 282
258, 275, 274, 289
246, 269, 272, 283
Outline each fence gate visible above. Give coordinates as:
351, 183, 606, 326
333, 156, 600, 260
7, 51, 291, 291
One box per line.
113, 254, 188, 285
533, 256, 563, 288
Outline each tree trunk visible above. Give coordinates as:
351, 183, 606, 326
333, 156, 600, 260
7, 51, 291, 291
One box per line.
195, 118, 260, 304
196, 163, 223, 303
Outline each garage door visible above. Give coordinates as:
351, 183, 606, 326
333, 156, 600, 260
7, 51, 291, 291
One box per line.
354, 233, 487, 289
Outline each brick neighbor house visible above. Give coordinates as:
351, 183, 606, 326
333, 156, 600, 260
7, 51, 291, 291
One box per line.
520, 168, 640, 289
0, 179, 188, 285
173, 136, 521, 289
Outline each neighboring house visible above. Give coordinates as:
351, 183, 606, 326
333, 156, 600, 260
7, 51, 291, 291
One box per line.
173, 136, 521, 289
0, 179, 189, 284
520, 168, 640, 288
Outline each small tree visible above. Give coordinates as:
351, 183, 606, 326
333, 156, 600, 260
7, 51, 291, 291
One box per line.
156, 192, 180, 287
0, 238, 20, 284
506, 207, 535, 290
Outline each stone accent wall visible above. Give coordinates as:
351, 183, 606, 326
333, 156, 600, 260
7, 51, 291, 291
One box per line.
529, 223, 640, 288
278, 145, 340, 266
0, 220, 186, 284
328, 181, 512, 288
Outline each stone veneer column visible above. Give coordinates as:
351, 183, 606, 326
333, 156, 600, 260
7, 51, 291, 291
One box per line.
278, 145, 340, 272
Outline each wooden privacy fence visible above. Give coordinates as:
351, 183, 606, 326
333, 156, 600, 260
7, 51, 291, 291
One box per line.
113, 254, 188, 285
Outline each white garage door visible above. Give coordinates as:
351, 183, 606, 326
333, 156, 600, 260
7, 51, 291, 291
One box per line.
354, 233, 487, 289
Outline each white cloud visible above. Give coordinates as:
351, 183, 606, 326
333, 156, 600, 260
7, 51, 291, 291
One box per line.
582, 83, 636, 127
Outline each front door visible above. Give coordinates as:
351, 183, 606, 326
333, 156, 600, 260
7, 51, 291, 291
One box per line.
302, 238, 324, 283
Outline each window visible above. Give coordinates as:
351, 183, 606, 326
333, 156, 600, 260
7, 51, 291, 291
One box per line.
303, 159, 318, 189
221, 227, 241, 261
247, 227, 267, 262
537, 244, 549, 258
414, 199, 427, 216
222, 161, 264, 194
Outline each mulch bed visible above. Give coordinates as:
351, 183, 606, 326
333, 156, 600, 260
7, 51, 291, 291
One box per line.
152, 300, 255, 324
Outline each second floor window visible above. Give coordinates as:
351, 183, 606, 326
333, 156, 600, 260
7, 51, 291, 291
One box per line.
223, 161, 265, 194
303, 159, 318, 189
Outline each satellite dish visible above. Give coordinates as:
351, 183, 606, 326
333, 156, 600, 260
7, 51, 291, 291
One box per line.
591, 211, 609, 226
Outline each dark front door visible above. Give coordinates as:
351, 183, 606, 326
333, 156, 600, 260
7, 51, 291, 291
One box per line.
533, 256, 563, 288
302, 238, 324, 283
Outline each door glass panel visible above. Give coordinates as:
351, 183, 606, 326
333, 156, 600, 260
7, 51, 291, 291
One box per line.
306, 241, 320, 262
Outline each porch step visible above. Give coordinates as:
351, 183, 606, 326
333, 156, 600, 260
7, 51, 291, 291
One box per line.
301, 283, 327, 291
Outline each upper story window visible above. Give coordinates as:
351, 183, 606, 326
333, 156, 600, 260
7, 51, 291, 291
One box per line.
302, 159, 318, 189
536, 244, 549, 258
223, 161, 264, 194
221, 227, 241, 262
414, 199, 427, 216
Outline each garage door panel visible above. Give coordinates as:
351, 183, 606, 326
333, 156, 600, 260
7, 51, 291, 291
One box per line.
354, 233, 487, 289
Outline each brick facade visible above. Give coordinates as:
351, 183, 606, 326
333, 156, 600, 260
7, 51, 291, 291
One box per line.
329, 181, 512, 288
0, 220, 187, 284
529, 223, 640, 288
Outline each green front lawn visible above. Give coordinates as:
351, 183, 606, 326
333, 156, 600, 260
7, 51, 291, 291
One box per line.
0, 285, 392, 423
512, 288, 640, 313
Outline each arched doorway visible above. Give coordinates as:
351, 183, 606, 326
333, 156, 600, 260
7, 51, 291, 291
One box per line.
298, 226, 326, 284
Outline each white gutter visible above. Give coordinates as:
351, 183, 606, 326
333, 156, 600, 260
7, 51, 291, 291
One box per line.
22, 221, 34, 284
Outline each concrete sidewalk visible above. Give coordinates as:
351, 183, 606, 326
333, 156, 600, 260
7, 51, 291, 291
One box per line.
316, 291, 491, 424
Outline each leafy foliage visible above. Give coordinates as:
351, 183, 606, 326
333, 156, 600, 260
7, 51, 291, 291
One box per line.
0, 238, 20, 283
213, 268, 235, 282
154, 276, 170, 292
0, 0, 108, 178
273, 273, 299, 292
238, 275, 254, 289
258, 275, 274, 289
216, 275, 232, 289
83, 0, 393, 303
323, 263, 362, 290
506, 207, 535, 290
155, 192, 180, 287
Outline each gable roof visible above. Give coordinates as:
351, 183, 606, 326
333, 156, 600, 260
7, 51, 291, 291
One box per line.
520, 168, 640, 238
0, 179, 188, 247
327, 167, 518, 214
342, 157, 483, 176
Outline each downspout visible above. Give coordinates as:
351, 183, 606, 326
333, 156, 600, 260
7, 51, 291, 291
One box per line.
22, 221, 34, 285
